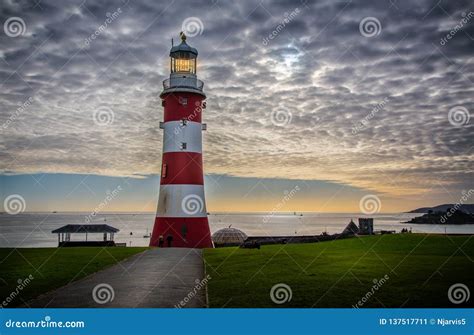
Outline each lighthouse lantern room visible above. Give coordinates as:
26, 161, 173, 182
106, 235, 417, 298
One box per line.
150, 32, 213, 248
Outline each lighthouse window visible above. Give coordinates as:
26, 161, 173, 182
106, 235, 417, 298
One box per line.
179, 97, 188, 105
161, 164, 167, 178
171, 57, 196, 74
180, 119, 188, 127
181, 142, 187, 150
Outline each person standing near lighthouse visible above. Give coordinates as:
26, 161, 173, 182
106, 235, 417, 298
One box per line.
150, 32, 213, 248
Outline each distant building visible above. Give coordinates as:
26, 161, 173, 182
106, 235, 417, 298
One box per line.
342, 219, 359, 235
358, 218, 374, 235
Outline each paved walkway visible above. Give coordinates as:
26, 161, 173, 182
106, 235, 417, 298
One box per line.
27, 248, 207, 308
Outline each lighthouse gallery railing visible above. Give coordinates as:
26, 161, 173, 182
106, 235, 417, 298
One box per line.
163, 77, 204, 91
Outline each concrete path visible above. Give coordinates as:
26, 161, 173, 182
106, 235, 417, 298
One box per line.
27, 248, 207, 308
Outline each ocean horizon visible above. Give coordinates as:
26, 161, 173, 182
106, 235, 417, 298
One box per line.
1, 212, 473, 248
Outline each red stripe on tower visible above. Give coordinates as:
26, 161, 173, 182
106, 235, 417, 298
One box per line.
160, 152, 204, 185
150, 32, 213, 248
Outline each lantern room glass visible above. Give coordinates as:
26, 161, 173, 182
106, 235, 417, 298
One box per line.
171, 52, 196, 74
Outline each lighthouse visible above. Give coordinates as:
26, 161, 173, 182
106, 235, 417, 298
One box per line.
150, 32, 213, 248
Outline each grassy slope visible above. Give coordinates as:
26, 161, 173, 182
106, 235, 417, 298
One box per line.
0, 247, 147, 307
204, 234, 474, 307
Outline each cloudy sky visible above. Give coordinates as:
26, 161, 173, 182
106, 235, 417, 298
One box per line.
0, 0, 473, 213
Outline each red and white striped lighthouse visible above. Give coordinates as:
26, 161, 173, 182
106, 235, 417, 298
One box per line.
150, 32, 213, 248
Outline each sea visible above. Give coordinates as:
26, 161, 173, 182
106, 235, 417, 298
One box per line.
1, 212, 473, 248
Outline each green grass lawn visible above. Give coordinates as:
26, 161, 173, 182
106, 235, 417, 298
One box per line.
204, 234, 474, 308
0, 247, 147, 307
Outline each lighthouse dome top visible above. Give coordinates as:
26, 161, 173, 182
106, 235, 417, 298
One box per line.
170, 32, 198, 58
162, 32, 205, 98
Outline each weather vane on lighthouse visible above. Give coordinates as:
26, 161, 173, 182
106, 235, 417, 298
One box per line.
150, 32, 213, 248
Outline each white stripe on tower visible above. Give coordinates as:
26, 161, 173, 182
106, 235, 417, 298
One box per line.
162, 121, 203, 154
156, 184, 207, 217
